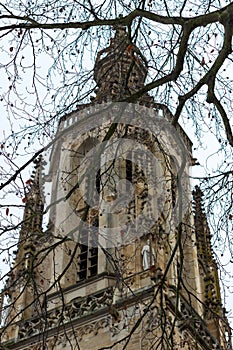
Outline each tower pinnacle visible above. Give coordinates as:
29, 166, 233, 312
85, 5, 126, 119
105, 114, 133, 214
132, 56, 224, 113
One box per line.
21, 157, 44, 237
93, 26, 153, 104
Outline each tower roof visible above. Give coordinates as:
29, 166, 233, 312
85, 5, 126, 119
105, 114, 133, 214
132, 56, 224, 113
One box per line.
93, 26, 153, 104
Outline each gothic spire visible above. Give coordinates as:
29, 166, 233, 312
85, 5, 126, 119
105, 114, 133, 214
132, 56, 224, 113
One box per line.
192, 185, 213, 261
93, 26, 153, 104
192, 186, 222, 315
2, 158, 44, 312
21, 156, 44, 238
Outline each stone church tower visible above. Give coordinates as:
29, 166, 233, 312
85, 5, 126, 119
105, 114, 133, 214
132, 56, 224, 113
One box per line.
0, 27, 231, 350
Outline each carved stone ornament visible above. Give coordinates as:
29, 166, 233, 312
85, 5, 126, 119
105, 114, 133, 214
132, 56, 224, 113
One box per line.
18, 287, 113, 340
29, 317, 111, 350
169, 296, 223, 350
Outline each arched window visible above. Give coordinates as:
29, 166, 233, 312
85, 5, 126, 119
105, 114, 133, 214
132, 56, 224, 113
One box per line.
65, 137, 100, 282
78, 216, 99, 281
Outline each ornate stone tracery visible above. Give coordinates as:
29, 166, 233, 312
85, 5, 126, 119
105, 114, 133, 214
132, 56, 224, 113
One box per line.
18, 287, 113, 340
29, 317, 111, 350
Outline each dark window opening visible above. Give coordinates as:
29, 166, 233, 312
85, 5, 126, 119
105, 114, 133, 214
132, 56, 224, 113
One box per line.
78, 245, 88, 280
171, 174, 177, 208
126, 159, 133, 191
77, 219, 99, 282
96, 169, 101, 194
